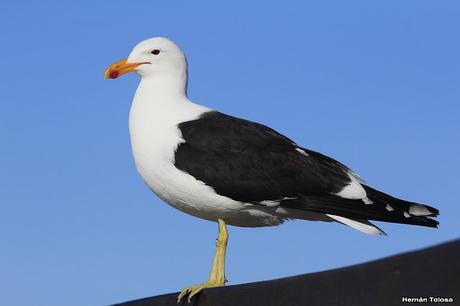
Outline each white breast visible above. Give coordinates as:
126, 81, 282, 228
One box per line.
128, 82, 255, 224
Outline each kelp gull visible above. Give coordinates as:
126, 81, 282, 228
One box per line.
104, 37, 439, 302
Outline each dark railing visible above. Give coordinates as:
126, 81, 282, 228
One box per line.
113, 239, 459, 306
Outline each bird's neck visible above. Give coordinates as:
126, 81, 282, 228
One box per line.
137, 71, 188, 101
130, 74, 209, 126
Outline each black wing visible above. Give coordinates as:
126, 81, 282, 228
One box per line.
175, 111, 439, 228
174, 111, 352, 203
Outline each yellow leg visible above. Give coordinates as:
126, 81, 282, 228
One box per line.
177, 219, 228, 303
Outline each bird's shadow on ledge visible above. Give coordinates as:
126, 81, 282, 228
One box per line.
112, 239, 460, 306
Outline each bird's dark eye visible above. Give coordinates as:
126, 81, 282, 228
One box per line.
151, 49, 160, 55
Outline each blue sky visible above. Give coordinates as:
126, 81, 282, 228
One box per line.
1, 1, 459, 305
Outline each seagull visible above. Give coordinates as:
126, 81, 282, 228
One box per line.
104, 37, 439, 302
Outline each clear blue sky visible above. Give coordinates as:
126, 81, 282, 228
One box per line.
1, 1, 459, 305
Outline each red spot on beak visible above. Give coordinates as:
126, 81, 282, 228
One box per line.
109, 70, 119, 79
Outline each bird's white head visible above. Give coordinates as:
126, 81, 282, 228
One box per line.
104, 37, 187, 81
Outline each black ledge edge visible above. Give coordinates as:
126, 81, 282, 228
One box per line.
112, 239, 460, 306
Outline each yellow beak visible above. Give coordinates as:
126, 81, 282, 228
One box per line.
104, 58, 150, 79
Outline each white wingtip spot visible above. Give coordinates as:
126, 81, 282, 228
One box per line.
386, 204, 394, 211
275, 207, 289, 214
259, 200, 280, 207
403, 211, 411, 218
295, 148, 309, 156
281, 196, 298, 200
362, 197, 374, 205
408, 204, 432, 216
259, 197, 298, 207
335, 180, 367, 200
